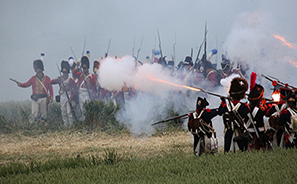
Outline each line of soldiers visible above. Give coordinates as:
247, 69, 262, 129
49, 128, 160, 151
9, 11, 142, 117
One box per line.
16, 54, 99, 126
188, 75, 297, 156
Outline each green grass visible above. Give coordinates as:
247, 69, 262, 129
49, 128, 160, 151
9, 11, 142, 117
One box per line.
0, 148, 296, 183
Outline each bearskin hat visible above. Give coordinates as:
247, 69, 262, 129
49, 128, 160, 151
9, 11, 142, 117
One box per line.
229, 77, 248, 100
196, 97, 209, 110
61, 60, 70, 73
183, 56, 193, 66
280, 87, 292, 100
93, 60, 100, 73
248, 84, 264, 103
33, 59, 44, 72
81, 56, 89, 69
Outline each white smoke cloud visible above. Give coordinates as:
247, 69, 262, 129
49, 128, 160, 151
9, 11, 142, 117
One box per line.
223, 11, 297, 95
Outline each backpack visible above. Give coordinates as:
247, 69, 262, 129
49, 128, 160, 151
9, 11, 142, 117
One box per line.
287, 108, 297, 133
269, 104, 286, 130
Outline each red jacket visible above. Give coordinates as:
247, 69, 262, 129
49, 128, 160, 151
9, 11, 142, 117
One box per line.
50, 76, 78, 100
19, 75, 53, 99
73, 69, 97, 97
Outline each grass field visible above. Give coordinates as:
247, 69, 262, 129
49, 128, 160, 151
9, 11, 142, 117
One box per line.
1, 100, 297, 183
1, 130, 297, 184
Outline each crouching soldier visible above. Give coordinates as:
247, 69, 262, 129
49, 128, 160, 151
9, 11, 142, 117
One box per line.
277, 91, 297, 149
17, 59, 53, 123
188, 97, 219, 156
218, 77, 251, 153
50, 60, 78, 126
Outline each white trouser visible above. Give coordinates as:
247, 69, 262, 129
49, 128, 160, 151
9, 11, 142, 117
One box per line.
31, 97, 47, 121
78, 89, 91, 121
60, 92, 73, 126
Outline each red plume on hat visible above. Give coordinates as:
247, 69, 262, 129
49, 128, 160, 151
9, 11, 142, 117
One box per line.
250, 72, 257, 92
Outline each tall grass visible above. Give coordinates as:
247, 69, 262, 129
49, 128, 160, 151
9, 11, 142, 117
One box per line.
0, 148, 296, 183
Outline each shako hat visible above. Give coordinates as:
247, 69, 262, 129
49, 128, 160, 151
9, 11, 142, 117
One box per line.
81, 56, 89, 69
248, 84, 264, 102
33, 59, 44, 72
61, 60, 70, 73
286, 91, 296, 109
183, 56, 193, 66
196, 97, 209, 110
280, 86, 293, 100
229, 77, 248, 100
167, 60, 174, 68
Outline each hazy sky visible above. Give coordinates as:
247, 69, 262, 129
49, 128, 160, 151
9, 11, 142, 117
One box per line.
1, 0, 297, 102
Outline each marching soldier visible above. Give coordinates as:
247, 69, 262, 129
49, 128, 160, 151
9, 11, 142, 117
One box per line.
50, 60, 78, 126
218, 77, 251, 153
73, 56, 97, 120
16, 59, 53, 123
188, 97, 218, 156
277, 91, 297, 149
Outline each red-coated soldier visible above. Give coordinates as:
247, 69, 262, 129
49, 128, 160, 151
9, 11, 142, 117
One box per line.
50, 60, 78, 126
17, 59, 53, 123
72, 56, 97, 120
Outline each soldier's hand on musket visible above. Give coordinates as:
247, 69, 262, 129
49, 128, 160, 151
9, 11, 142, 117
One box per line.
220, 96, 226, 102
17, 82, 22, 87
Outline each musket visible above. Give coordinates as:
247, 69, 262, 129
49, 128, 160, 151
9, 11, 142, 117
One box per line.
105, 39, 111, 58
195, 34, 206, 63
132, 34, 135, 56
151, 112, 192, 126
70, 46, 78, 62
173, 30, 177, 64
204, 21, 207, 58
157, 29, 164, 66
261, 74, 297, 90
9, 78, 20, 84
190, 85, 230, 99
56, 64, 79, 122
191, 85, 273, 102
82, 37, 86, 57
135, 35, 144, 66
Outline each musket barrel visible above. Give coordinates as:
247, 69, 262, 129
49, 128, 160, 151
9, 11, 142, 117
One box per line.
9, 78, 19, 83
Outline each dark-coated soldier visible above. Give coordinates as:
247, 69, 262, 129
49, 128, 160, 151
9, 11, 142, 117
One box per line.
247, 74, 269, 150
218, 77, 251, 153
266, 86, 292, 149
17, 59, 53, 123
188, 97, 218, 156
277, 91, 297, 149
